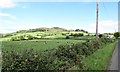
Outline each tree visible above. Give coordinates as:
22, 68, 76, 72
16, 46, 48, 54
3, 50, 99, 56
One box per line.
75, 29, 80, 31
3, 33, 13, 37
66, 36, 70, 39
114, 32, 120, 39
98, 34, 103, 38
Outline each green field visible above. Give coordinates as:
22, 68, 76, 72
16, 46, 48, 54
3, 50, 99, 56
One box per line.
1, 28, 93, 53
2, 39, 85, 52
0, 27, 91, 41
1, 27, 116, 70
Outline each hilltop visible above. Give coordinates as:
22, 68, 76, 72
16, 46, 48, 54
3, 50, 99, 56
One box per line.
0, 27, 90, 41
1, 27, 88, 36
14, 27, 88, 34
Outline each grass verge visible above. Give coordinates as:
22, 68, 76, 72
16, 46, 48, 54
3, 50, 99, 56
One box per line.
83, 42, 116, 70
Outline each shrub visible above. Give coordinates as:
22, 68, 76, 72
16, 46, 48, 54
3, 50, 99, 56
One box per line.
10, 35, 34, 41
61, 33, 65, 35
2, 38, 114, 71
2, 49, 53, 71
55, 44, 84, 70
71, 33, 84, 37
3, 33, 13, 37
114, 32, 120, 39
99, 34, 103, 38
66, 36, 70, 39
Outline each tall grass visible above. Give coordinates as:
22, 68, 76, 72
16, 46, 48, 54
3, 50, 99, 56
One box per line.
83, 42, 116, 70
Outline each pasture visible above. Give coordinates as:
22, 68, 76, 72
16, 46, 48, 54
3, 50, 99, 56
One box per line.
2, 39, 85, 52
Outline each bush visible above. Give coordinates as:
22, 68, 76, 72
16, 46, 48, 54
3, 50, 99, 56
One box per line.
70, 33, 84, 37
55, 44, 84, 70
2, 38, 114, 71
99, 34, 103, 38
2, 49, 54, 71
114, 32, 120, 39
10, 35, 34, 41
3, 33, 13, 37
66, 36, 70, 39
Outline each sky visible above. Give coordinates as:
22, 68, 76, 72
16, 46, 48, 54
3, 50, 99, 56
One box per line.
0, 0, 119, 33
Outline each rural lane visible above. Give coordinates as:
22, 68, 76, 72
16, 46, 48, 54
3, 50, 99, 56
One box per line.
0, 41, 2, 72
108, 40, 120, 71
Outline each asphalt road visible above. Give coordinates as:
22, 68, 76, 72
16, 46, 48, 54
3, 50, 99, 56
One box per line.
108, 40, 119, 71
0, 41, 2, 72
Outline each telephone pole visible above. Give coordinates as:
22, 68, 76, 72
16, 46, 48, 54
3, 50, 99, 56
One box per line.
96, 0, 99, 41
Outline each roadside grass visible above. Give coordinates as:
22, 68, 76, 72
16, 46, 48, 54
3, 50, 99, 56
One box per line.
83, 42, 116, 70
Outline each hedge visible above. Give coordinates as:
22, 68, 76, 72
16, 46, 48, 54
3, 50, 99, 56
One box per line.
2, 38, 114, 71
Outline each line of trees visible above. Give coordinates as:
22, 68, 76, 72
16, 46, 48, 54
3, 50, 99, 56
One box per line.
70, 33, 84, 37
10, 35, 34, 41
75, 29, 88, 33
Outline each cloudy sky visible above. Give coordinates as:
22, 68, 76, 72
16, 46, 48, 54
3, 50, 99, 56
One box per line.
0, 0, 119, 33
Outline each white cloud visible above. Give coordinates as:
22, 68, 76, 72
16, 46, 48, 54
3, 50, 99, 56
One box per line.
0, 0, 118, 8
84, 20, 118, 33
0, 20, 16, 25
0, 0, 16, 8
0, 29, 8, 33
21, 6, 28, 9
0, 12, 17, 33
0, 20, 118, 33
0, 0, 30, 8
0, 29, 16, 33
0, 13, 16, 20
0, 21, 17, 33
13, 0, 119, 2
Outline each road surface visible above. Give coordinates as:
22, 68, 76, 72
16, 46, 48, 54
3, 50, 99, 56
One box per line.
108, 40, 119, 71
0, 41, 2, 72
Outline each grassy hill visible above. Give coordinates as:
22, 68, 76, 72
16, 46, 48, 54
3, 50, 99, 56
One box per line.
15, 27, 68, 33
0, 27, 91, 41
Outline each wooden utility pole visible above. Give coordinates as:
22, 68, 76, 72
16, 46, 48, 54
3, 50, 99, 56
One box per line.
96, 0, 99, 41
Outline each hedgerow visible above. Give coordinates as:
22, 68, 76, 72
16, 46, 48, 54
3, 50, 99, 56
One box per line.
10, 34, 34, 41
2, 38, 114, 71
